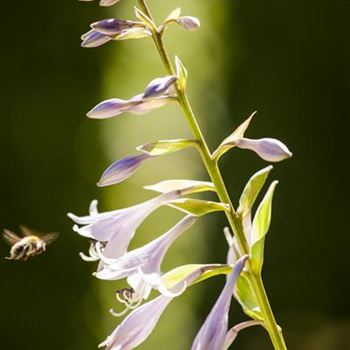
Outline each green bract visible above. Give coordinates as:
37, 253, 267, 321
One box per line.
175, 56, 188, 91
250, 181, 279, 273
167, 198, 230, 217
144, 179, 215, 195
137, 139, 198, 156
238, 165, 273, 217
235, 272, 263, 320
213, 112, 256, 160
162, 264, 231, 290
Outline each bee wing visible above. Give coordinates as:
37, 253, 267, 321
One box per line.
19, 225, 37, 236
3, 229, 21, 245
41, 232, 59, 245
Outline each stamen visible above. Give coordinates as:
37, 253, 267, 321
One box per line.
79, 240, 106, 262
110, 287, 144, 317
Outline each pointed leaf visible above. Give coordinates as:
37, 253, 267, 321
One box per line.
235, 272, 263, 320
162, 264, 230, 290
175, 56, 188, 91
165, 7, 182, 22
137, 139, 198, 156
167, 198, 229, 217
250, 181, 278, 273
238, 166, 273, 217
134, 7, 155, 30
144, 179, 215, 195
213, 111, 257, 160
116, 27, 151, 40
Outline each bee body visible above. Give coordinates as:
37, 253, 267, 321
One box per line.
3, 226, 57, 261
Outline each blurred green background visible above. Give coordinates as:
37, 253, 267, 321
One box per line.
0, 0, 349, 349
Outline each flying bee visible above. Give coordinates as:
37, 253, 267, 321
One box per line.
3, 225, 58, 261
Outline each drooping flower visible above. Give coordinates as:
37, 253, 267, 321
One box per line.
99, 264, 231, 350
95, 215, 196, 280
191, 255, 248, 350
67, 191, 181, 259
87, 76, 177, 119
95, 216, 197, 300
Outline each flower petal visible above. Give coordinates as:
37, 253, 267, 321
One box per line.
99, 295, 172, 350
99, 0, 120, 6
95, 215, 197, 281
68, 191, 181, 259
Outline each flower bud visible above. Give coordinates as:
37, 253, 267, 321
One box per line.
81, 30, 112, 48
235, 137, 292, 162
87, 98, 140, 119
176, 16, 200, 31
91, 19, 138, 35
143, 76, 177, 99
97, 154, 151, 187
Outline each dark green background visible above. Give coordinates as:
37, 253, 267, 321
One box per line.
0, 0, 348, 349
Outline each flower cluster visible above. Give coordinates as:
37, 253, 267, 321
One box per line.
72, 1, 292, 349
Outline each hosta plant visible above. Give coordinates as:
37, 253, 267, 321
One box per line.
70, 1, 292, 349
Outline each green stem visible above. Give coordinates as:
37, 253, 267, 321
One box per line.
137, 1, 287, 349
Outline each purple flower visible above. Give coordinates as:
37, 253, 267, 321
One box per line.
67, 191, 181, 259
87, 76, 177, 119
95, 216, 197, 298
99, 294, 172, 350
191, 256, 248, 350
235, 137, 292, 162
97, 154, 151, 187
99, 264, 226, 350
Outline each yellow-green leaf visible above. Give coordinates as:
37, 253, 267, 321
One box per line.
137, 139, 198, 156
167, 198, 230, 217
238, 166, 273, 217
162, 264, 230, 290
213, 111, 257, 160
144, 179, 215, 195
250, 181, 278, 273
235, 272, 263, 320
175, 56, 188, 91
134, 7, 155, 30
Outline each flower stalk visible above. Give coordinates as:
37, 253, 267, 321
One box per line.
137, 0, 287, 348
